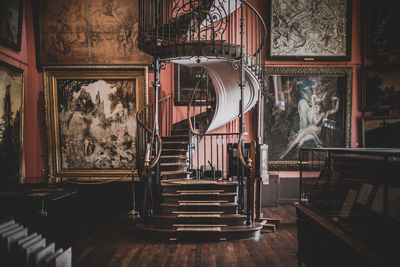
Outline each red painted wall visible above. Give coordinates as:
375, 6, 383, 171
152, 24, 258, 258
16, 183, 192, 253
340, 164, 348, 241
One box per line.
0, 0, 46, 183
0, 0, 371, 181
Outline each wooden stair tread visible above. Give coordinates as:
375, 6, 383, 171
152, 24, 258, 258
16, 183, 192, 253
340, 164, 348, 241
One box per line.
177, 190, 224, 194
162, 148, 187, 152
176, 227, 221, 232
163, 141, 188, 144
161, 179, 237, 185
162, 135, 188, 138
136, 223, 263, 233
178, 200, 228, 203
162, 192, 235, 197
152, 213, 247, 219
161, 202, 237, 207
172, 211, 223, 214
161, 170, 191, 175
179, 202, 221, 206
173, 224, 227, 227
160, 162, 186, 166
160, 155, 188, 158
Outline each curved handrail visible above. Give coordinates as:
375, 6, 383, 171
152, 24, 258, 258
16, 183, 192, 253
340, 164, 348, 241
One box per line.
146, 133, 162, 169
137, 94, 173, 170
238, 132, 252, 168
242, 1, 267, 58
187, 69, 240, 137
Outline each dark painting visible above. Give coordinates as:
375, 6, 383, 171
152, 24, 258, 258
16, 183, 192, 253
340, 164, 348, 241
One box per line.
362, 65, 400, 110
362, 116, 400, 148
268, 0, 351, 60
36, 0, 152, 65
0, 62, 23, 181
174, 64, 215, 106
0, 0, 23, 51
263, 67, 352, 170
365, 0, 400, 57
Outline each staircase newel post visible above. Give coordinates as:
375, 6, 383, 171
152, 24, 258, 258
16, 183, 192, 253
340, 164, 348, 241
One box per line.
153, 56, 161, 213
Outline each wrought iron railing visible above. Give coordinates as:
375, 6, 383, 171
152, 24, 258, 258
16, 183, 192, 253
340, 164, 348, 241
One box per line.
139, 0, 267, 84
138, 0, 267, 224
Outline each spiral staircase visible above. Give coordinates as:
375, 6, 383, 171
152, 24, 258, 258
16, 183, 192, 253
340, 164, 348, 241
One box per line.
135, 0, 270, 240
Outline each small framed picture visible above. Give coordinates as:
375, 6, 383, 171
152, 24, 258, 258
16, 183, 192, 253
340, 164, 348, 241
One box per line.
0, 0, 23, 51
361, 116, 400, 148
361, 64, 400, 110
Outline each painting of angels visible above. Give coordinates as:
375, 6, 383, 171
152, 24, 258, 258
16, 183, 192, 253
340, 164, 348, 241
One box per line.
263, 67, 352, 170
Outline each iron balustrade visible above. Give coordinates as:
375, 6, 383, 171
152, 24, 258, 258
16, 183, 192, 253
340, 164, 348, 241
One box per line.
139, 0, 266, 86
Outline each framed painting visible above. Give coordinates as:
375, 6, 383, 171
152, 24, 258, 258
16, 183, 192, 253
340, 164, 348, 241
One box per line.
268, 0, 352, 61
361, 64, 400, 110
33, 0, 152, 66
361, 116, 400, 148
44, 67, 148, 181
0, 61, 24, 182
262, 67, 352, 170
364, 0, 400, 58
0, 0, 23, 51
174, 64, 215, 106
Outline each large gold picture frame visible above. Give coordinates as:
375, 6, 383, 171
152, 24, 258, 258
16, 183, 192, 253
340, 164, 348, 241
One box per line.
44, 67, 148, 181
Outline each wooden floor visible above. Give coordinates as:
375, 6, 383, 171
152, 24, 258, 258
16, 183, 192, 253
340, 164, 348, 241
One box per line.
65, 205, 298, 267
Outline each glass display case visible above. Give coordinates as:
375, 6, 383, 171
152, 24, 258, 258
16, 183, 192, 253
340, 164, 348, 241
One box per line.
295, 148, 400, 267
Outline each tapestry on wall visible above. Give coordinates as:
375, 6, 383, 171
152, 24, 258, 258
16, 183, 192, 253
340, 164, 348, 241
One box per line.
268, 0, 352, 60
35, 0, 152, 66
263, 67, 352, 170
44, 68, 147, 180
0, 61, 23, 181
0, 0, 23, 51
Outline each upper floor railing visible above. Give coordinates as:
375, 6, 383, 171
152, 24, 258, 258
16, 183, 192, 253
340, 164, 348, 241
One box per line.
139, 0, 267, 83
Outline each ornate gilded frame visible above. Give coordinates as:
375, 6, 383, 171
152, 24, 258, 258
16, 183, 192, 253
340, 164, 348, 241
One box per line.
262, 67, 352, 170
44, 66, 148, 181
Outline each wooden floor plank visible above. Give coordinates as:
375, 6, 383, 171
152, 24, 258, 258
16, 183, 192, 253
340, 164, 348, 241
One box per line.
65, 205, 298, 267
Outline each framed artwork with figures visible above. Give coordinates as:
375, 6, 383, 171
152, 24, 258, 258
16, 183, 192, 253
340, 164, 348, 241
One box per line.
0, 0, 23, 51
44, 67, 148, 181
268, 0, 352, 61
33, 0, 152, 66
262, 67, 352, 170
